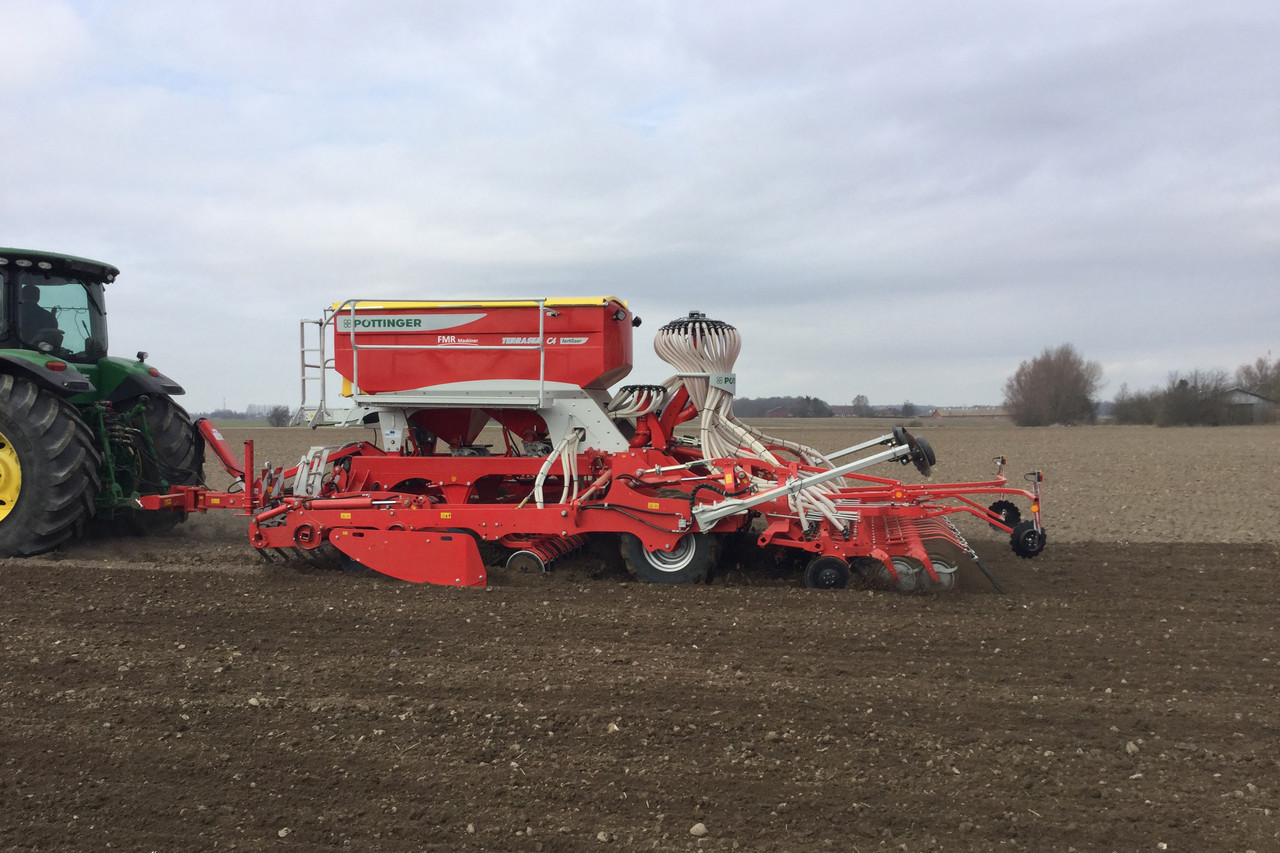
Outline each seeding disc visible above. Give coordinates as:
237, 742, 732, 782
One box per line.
919, 555, 958, 592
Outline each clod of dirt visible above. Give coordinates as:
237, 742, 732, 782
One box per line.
690, 822, 708, 837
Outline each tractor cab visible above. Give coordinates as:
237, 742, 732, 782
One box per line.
0, 249, 113, 363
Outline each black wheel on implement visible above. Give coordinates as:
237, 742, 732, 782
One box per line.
804, 555, 853, 589
620, 531, 716, 584
892, 426, 935, 477
987, 499, 1022, 531
1010, 520, 1046, 559
0, 375, 102, 556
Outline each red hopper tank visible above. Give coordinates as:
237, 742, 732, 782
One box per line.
332, 298, 634, 394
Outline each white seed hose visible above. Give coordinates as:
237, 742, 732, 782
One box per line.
653, 313, 845, 530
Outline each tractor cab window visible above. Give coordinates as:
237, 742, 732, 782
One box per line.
16, 272, 108, 362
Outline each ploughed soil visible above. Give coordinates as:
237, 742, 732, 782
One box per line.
2, 422, 1278, 851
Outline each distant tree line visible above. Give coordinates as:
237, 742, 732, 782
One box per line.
734, 395, 833, 418
735, 394, 920, 419
1113, 356, 1279, 425
191, 404, 293, 427
848, 395, 918, 418
1004, 345, 1278, 427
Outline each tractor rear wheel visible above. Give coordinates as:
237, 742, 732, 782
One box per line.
121, 395, 203, 532
620, 532, 715, 584
0, 375, 102, 556
126, 395, 204, 488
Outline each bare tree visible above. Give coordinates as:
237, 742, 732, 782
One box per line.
850, 394, 873, 417
266, 405, 292, 428
1003, 344, 1103, 426
1236, 355, 1280, 401
1112, 383, 1161, 425
1157, 370, 1230, 426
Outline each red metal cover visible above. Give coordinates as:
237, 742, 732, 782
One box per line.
332, 298, 634, 393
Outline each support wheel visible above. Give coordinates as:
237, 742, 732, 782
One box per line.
1010, 520, 1046, 559
804, 556, 852, 589
620, 532, 715, 584
893, 426, 935, 477
988, 500, 1021, 531
0, 375, 102, 556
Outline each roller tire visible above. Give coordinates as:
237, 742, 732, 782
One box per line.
0, 375, 102, 556
620, 532, 715, 584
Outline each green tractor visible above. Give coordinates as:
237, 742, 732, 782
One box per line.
0, 248, 204, 556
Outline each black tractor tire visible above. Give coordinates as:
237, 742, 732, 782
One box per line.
126, 395, 204, 488
0, 375, 102, 556
620, 531, 716, 584
121, 395, 203, 532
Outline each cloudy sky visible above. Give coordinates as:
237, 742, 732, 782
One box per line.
3, 0, 1277, 413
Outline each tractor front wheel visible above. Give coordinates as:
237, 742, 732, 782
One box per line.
0, 375, 102, 556
119, 395, 203, 532
620, 532, 716, 584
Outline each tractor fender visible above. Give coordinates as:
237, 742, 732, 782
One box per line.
0, 353, 95, 398
106, 370, 185, 403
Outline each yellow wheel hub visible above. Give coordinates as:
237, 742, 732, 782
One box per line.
0, 427, 21, 523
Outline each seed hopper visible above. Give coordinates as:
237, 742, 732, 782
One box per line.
144, 298, 1047, 590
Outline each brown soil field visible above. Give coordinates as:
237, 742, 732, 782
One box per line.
3, 420, 1278, 851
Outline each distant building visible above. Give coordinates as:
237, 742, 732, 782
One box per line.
765, 406, 791, 418
1223, 388, 1276, 424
